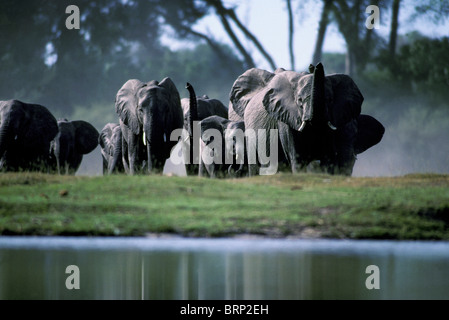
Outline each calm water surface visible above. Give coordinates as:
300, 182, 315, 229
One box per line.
0, 237, 448, 300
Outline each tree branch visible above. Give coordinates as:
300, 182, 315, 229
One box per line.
225, 6, 277, 70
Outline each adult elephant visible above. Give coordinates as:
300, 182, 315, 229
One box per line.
229, 63, 367, 176
0, 99, 58, 172
181, 83, 228, 175
198, 115, 246, 178
99, 123, 124, 174
116, 78, 184, 174
50, 119, 99, 175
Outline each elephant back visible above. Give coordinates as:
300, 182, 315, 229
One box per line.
72, 120, 100, 154
182, 97, 228, 122
18, 101, 59, 150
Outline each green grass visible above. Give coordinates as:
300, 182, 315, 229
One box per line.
0, 172, 449, 239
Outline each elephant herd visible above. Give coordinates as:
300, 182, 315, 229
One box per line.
0, 63, 385, 178
0, 100, 99, 174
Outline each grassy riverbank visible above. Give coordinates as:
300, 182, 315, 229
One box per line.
0, 172, 448, 239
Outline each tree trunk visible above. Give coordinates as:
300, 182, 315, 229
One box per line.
312, 0, 332, 65
286, 0, 295, 70
389, 0, 401, 57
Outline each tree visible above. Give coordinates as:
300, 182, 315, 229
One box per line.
328, 0, 388, 76
312, 0, 332, 65
413, 0, 449, 23
389, 0, 401, 58
286, 0, 296, 70
203, 0, 277, 70
0, 0, 216, 114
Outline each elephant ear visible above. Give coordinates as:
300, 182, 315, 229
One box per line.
157, 77, 182, 110
229, 68, 275, 118
115, 79, 146, 135
262, 70, 307, 130
99, 123, 115, 150
354, 114, 385, 154
73, 120, 100, 155
326, 74, 363, 128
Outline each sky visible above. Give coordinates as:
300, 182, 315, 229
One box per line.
163, 0, 449, 71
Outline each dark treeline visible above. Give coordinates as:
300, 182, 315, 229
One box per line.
0, 0, 244, 116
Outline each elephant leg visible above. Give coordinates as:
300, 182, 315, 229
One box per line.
56, 156, 61, 175
336, 120, 357, 176
198, 159, 205, 177
198, 139, 205, 177
208, 163, 216, 178
245, 130, 259, 176
102, 155, 108, 175
121, 140, 130, 174
278, 123, 301, 174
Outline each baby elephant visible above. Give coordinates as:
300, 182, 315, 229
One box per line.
99, 123, 125, 174
199, 115, 246, 178
50, 119, 99, 174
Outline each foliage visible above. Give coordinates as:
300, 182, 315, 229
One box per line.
0, 0, 240, 115
372, 36, 449, 103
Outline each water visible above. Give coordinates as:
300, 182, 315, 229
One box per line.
0, 237, 448, 300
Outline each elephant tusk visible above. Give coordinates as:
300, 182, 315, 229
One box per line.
236, 153, 239, 160
298, 121, 307, 132
328, 121, 337, 130
143, 132, 147, 146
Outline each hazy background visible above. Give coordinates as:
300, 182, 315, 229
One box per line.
1, 0, 448, 177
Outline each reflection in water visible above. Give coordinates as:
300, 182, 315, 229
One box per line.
0, 237, 448, 299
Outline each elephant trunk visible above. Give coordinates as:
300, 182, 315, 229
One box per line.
142, 127, 153, 173
186, 82, 198, 137
186, 83, 198, 165
228, 161, 245, 177
309, 62, 326, 125
309, 62, 337, 131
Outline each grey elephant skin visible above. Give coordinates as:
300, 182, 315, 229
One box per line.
229, 63, 383, 176
199, 115, 246, 178
181, 94, 228, 125
99, 123, 124, 174
0, 99, 59, 172
181, 82, 228, 175
50, 119, 99, 175
116, 78, 184, 174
